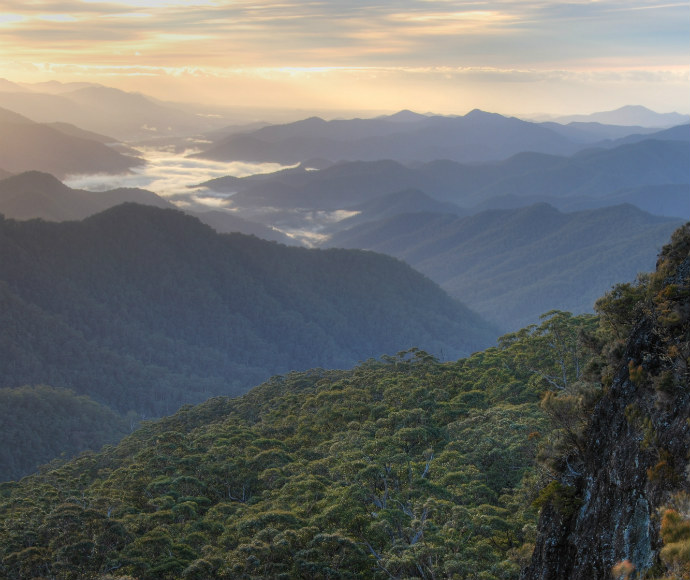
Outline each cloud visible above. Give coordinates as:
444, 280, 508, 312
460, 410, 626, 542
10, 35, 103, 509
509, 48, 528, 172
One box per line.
0, 0, 686, 114
0, 0, 685, 67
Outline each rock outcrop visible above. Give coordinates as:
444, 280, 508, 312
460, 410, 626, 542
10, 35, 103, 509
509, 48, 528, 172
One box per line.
523, 224, 690, 580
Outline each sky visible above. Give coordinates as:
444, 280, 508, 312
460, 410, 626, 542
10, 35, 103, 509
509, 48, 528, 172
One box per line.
0, 0, 688, 116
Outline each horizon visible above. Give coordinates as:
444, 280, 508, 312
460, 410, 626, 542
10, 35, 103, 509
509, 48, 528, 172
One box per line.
0, 1, 687, 118
0, 78, 688, 126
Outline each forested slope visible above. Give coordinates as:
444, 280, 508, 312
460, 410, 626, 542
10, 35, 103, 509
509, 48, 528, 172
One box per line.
327, 203, 681, 330
0, 203, 495, 417
0, 311, 597, 580
0, 386, 131, 481
1, 223, 687, 579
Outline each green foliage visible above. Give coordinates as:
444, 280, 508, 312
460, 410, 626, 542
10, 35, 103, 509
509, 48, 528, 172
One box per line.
0, 320, 597, 579
0, 204, 495, 419
651, 494, 690, 580
498, 310, 598, 395
532, 481, 581, 520
595, 276, 650, 340
0, 385, 131, 481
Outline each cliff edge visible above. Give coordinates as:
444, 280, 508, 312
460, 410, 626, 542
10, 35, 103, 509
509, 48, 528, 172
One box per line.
523, 224, 690, 580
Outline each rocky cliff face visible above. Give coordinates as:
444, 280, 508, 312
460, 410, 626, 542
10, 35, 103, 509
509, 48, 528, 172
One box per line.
523, 224, 690, 580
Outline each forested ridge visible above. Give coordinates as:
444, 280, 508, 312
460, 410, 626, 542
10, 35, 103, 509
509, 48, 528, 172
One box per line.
0, 310, 597, 580
0, 386, 131, 482
0, 208, 687, 578
326, 202, 681, 330
0, 203, 495, 421
0, 223, 688, 579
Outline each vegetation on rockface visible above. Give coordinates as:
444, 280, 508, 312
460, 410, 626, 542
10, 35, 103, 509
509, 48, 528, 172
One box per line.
654, 495, 690, 580
0, 311, 596, 580
524, 223, 690, 580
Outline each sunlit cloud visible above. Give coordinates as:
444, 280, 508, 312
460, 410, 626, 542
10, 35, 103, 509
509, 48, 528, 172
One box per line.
0, 0, 685, 66
0, 0, 686, 114
81, 0, 217, 6
37, 14, 79, 22
0, 14, 27, 26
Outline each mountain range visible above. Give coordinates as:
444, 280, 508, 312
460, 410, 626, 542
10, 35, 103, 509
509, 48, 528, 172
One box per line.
325, 203, 682, 330
2, 168, 679, 333
0, 106, 142, 178
0, 82, 229, 141
197, 131, 689, 222
192, 107, 689, 166
0, 83, 688, 579
193, 109, 582, 165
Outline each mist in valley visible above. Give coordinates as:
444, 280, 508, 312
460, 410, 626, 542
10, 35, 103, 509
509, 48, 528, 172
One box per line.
0, 1, 688, 578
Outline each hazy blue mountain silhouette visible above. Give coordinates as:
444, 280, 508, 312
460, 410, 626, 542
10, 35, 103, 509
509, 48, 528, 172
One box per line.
325, 203, 683, 330
0, 107, 142, 177
199, 136, 689, 219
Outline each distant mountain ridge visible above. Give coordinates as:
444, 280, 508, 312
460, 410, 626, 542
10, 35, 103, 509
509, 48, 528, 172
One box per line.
193, 109, 586, 165
325, 203, 683, 330
552, 105, 690, 127
192, 107, 689, 166
198, 134, 690, 221
0, 106, 143, 177
0, 83, 228, 141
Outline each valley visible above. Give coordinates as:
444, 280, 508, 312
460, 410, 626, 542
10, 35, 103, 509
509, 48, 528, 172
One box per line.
0, 79, 687, 580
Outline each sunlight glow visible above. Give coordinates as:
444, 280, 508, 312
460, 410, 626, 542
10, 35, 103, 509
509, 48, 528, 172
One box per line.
0, 0, 686, 114
37, 14, 79, 23
82, 0, 217, 6
0, 14, 26, 26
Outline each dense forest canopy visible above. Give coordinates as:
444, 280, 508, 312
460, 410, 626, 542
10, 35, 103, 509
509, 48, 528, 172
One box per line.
0, 310, 598, 580
0, 386, 131, 482
1, 221, 687, 579
0, 203, 495, 419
